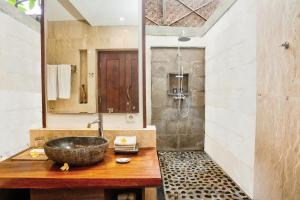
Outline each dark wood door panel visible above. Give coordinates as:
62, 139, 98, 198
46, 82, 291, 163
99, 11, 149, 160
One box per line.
98, 51, 139, 113
99, 54, 107, 113
129, 53, 139, 113
106, 59, 121, 112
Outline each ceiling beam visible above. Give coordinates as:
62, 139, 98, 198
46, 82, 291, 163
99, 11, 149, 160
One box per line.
57, 0, 85, 21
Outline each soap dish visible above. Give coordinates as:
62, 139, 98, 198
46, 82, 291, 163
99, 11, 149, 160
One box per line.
116, 158, 131, 164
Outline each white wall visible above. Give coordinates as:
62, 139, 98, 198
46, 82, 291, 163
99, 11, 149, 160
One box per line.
0, 8, 41, 160
47, 113, 143, 129
203, 0, 256, 197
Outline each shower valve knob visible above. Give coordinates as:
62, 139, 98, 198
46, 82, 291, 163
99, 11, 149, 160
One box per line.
280, 42, 290, 49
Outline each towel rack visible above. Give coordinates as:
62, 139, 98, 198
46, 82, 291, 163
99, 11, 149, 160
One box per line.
54, 64, 77, 73
71, 65, 76, 73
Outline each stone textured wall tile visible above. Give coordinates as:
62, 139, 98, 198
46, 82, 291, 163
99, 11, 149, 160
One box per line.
152, 120, 167, 135
191, 90, 205, 107
152, 89, 168, 108
157, 135, 178, 150
152, 61, 168, 78
190, 77, 205, 91
152, 47, 205, 150
192, 61, 205, 77
190, 107, 205, 119
191, 118, 205, 133
179, 134, 204, 150
166, 119, 192, 135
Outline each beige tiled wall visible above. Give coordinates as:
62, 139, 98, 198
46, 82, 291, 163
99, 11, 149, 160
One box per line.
30, 126, 157, 148
254, 0, 300, 199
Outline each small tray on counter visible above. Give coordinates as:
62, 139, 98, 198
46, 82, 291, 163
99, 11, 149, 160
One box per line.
114, 144, 139, 154
11, 148, 48, 161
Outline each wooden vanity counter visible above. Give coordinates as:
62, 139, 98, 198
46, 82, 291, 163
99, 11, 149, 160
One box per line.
0, 148, 161, 189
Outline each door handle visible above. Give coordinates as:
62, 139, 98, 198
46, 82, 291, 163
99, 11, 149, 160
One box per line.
126, 85, 133, 111
126, 85, 132, 102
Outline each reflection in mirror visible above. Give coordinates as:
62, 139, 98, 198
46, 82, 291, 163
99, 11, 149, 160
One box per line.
45, 0, 139, 117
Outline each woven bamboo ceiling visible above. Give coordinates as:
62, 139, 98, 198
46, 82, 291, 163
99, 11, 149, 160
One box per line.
145, 0, 221, 27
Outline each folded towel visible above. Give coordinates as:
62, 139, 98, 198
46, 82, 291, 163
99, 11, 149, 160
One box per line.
115, 147, 136, 151
114, 144, 137, 148
58, 64, 71, 99
118, 193, 136, 200
30, 149, 45, 154
114, 136, 136, 146
47, 65, 58, 100
114, 143, 136, 152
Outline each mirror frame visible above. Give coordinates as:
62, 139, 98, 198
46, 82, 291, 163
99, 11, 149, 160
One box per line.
41, 0, 46, 128
40, 0, 147, 128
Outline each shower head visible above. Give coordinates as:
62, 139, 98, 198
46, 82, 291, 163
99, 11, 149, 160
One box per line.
178, 30, 190, 42
178, 36, 191, 42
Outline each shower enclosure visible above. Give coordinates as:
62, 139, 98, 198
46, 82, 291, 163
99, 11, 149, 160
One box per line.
151, 36, 205, 151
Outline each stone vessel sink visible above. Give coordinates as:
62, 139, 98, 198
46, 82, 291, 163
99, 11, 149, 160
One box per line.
44, 137, 109, 166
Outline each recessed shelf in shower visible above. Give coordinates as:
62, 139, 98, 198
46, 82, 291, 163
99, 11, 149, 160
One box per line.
167, 73, 189, 97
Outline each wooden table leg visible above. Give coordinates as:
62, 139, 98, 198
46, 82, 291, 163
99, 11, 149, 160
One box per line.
143, 187, 157, 200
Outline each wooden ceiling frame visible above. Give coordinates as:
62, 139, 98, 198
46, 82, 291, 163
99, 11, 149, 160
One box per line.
145, 0, 162, 25
168, 0, 211, 26
146, 0, 215, 26
145, 16, 160, 25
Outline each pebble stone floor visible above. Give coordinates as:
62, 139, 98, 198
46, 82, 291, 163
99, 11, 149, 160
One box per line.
158, 151, 251, 200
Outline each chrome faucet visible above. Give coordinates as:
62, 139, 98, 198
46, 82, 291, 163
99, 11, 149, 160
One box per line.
87, 113, 104, 138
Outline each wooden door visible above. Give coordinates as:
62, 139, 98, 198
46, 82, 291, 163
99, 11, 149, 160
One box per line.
98, 51, 139, 113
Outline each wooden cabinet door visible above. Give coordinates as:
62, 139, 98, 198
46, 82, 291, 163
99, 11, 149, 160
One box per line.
98, 51, 138, 113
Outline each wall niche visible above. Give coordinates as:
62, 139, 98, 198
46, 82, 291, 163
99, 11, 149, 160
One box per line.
167, 73, 189, 97
79, 49, 88, 104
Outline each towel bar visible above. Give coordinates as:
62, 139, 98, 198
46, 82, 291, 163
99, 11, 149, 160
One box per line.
71, 65, 76, 73
54, 64, 76, 73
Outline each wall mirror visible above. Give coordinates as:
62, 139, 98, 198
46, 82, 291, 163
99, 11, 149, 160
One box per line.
43, 0, 142, 118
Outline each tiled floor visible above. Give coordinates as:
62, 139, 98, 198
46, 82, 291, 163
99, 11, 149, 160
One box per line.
158, 151, 251, 200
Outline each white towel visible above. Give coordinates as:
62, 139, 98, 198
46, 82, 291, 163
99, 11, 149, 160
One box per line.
114, 136, 137, 146
47, 65, 58, 100
58, 64, 71, 99
118, 193, 135, 200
